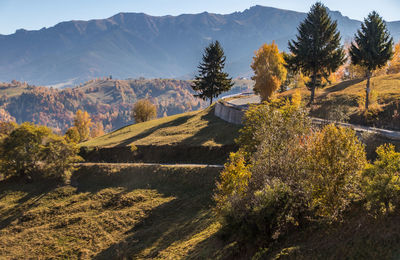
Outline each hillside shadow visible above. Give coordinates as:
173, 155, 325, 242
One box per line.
72, 165, 218, 200
116, 115, 192, 147
318, 79, 364, 101
93, 196, 214, 259
0, 179, 56, 230
72, 165, 222, 259
181, 108, 240, 146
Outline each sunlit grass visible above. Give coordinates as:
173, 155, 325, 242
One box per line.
82, 106, 240, 148
0, 165, 229, 259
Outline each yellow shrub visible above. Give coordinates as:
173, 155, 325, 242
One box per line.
307, 124, 367, 219
291, 89, 302, 109
363, 144, 400, 215
215, 152, 251, 203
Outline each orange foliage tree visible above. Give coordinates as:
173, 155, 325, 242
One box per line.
74, 110, 92, 142
251, 42, 287, 101
388, 41, 400, 74
90, 121, 105, 138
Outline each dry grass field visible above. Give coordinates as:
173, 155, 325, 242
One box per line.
82, 106, 240, 148
0, 165, 236, 259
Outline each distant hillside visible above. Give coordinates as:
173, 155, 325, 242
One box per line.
0, 78, 252, 132
1, 5, 399, 86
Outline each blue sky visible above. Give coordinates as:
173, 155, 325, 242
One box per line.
0, 0, 399, 35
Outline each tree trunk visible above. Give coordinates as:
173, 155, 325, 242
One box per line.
310, 86, 315, 105
365, 72, 371, 111
308, 74, 317, 106
385, 201, 390, 214
210, 96, 213, 106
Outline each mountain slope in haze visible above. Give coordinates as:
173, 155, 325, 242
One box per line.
0, 79, 204, 132
1, 5, 399, 86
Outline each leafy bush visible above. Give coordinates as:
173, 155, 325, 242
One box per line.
216, 100, 369, 243
217, 178, 303, 242
65, 126, 80, 143
0, 123, 81, 181
42, 135, 82, 181
0, 121, 18, 138
216, 101, 313, 242
215, 152, 251, 203
131, 99, 157, 123
362, 144, 400, 215
236, 99, 310, 160
307, 124, 367, 220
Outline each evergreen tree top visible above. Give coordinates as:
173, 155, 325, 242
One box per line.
192, 40, 233, 105
288, 2, 345, 78
350, 11, 394, 71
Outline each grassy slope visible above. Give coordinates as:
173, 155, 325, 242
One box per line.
2, 166, 400, 259
0, 165, 235, 259
282, 74, 400, 100
260, 207, 400, 259
280, 74, 400, 128
0, 83, 31, 97
82, 106, 240, 148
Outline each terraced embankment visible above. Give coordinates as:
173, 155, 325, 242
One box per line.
80, 107, 240, 164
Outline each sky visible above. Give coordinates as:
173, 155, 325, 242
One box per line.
0, 0, 399, 35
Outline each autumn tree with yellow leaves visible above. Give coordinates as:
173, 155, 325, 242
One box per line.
251, 42, 287, 101
388, 41, 400, 74
73, 110, 92, 142
90, 121, 105, 138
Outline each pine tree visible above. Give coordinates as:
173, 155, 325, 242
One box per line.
350, 12, 394, 110
286, 2, 345, 105
192, 41, 233, 106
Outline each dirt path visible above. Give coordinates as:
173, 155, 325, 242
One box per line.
79, 162, 224, 168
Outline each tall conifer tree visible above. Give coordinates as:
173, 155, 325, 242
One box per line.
286, 2, 345, 104
350, 11, 393, 110
192, 41, 233, 106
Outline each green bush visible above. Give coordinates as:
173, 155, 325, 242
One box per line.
362, 144, 400, 215
215, 100, 369, 243
0, 122, 82, 181
250, 179, 305, 240
236, 99, 311, 160
218, 179, 302, 242
131, 99, 157, 123
65, 126, 80, 143
216, 101, 313, 242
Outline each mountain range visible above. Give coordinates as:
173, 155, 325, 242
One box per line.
1, 5, 400, 86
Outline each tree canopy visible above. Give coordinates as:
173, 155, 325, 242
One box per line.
286, 2, 345, 104
350, 11, 393, 110
251, 42, 287, 101
0, 122, 81, 181
131, 99, 157, 123
74, 110, 92, 142
192, 41, 233, 106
